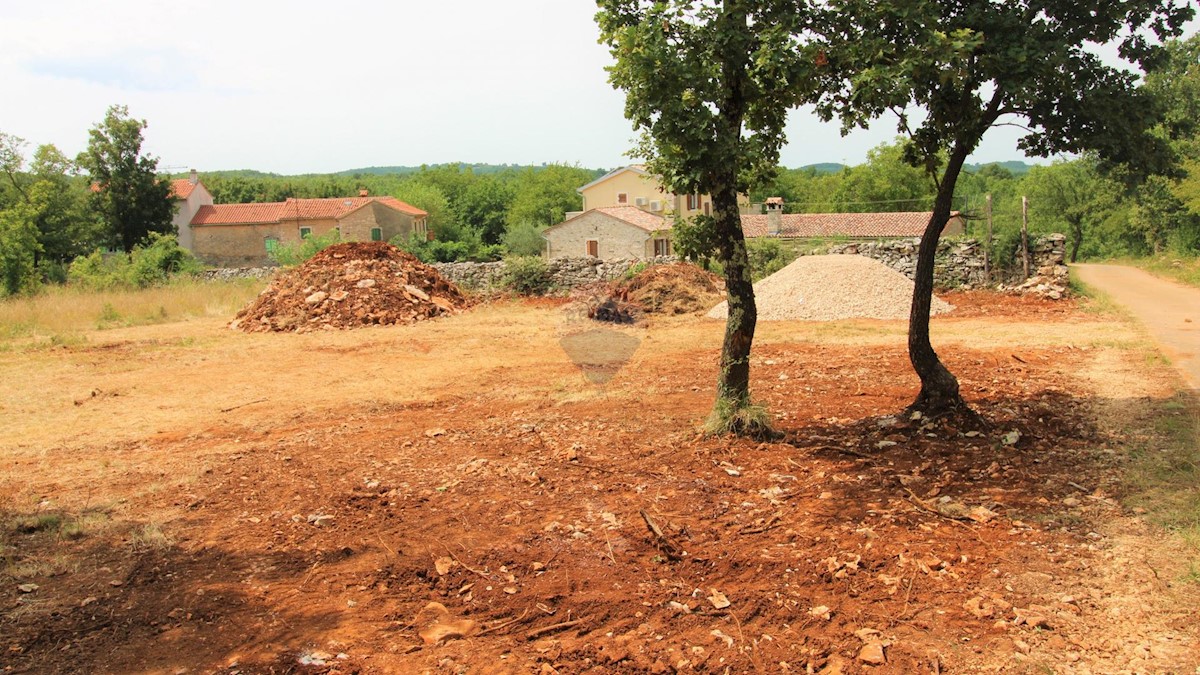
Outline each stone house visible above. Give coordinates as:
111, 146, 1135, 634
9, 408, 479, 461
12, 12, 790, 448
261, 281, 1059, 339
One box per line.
571, 164, 751, 221
186, 190, 428, 267
169, 170, 214, 252
542, 206, 673, 260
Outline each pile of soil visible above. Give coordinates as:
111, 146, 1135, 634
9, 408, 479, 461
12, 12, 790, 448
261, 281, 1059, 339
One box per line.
709, 254, 953, 321
231, 242, 468, 333
613, 262, 725, 315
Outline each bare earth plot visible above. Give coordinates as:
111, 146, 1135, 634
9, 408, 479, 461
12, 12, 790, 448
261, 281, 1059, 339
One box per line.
1, 291, 1197, 674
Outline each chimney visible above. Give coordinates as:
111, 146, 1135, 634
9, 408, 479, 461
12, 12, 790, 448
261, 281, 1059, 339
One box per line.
188, 168, 198, 185
359, 189, 369, 197
766, 197, 784, 236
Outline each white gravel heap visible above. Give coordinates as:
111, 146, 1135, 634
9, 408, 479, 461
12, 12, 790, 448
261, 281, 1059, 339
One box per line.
707, 254, 954, 321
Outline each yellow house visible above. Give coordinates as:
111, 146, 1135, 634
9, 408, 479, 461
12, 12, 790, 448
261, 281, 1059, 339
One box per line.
574, 165, 751, 220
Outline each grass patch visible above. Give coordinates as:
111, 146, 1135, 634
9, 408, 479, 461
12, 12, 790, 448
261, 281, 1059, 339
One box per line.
704, 397, 776, 439
0, 277, 267, 344
1120, 391, 1200, 576
128, 522, 174, 552
1117, 255, 1200, 289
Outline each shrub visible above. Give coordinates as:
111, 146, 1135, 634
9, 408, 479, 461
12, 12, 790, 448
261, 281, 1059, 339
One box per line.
503, 222, 547, 257
501, 256, 552, 295
68, 234, 200, 290
267, 229, 341, 267
746, 238, 797, 281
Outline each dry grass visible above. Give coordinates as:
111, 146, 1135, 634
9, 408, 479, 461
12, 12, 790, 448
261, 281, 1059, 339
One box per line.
0, 278, 267, 346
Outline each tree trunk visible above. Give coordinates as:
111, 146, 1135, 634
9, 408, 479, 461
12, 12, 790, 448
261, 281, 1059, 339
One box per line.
1069, 220, 1082, 263
907, 144, 970, 416
708, 177, 766, 435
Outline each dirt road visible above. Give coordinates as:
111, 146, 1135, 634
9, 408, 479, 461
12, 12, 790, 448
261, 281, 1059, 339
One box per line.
1072, 263, 1200, 388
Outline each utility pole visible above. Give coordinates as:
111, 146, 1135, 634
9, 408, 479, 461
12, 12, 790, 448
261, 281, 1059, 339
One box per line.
1021, 196, 1030, 280
984, 194, 993, 284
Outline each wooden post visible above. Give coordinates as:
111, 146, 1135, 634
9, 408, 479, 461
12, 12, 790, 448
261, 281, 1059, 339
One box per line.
1020, 196, 1030, 280
984, 194, 993, 284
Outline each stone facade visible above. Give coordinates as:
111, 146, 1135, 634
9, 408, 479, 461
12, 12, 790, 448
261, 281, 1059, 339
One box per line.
337, 202, 424, 243
433, 256, 678, 291
543, 210, 670, 261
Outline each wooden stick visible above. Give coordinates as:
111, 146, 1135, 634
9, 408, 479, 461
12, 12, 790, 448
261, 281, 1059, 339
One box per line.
220, 398, 267, 413
525, 618, 585, 640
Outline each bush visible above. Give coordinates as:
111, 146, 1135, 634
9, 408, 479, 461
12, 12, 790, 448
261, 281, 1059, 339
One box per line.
746, 238, 797, 281
267, 229, 340, 266
393, 233, 505, 263
501, 256, 552, 295
68, 234, 200, 290
503, 222, 547, 257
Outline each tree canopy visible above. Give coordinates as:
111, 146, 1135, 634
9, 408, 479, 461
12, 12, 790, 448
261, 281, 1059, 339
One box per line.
77, 105, 175, 253
816, 0, 1195, 414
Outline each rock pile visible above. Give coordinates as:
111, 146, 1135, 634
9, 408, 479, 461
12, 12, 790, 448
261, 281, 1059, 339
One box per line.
707, 255, 953, 321
614, 263, 725, 315
231, 242, 468, 332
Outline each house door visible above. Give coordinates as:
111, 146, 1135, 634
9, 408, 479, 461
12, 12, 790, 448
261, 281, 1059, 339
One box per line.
586, 240, 598, 257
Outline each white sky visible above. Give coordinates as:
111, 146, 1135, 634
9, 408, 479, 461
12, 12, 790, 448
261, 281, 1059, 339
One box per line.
0, 1, 1187, 175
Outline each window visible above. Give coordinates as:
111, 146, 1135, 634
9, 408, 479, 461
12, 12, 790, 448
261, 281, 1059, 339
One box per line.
654, 238, 670, 257
687, 194, 700, 210
617, 192, 628, 204
299, 227, 312, 239
265, 236, 280, 254
586, 240, 599, 257
704, 201, 711, 216
371, 227, 383, 242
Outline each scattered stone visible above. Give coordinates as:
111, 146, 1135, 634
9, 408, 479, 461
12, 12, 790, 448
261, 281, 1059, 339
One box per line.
707, 589, 731, 609
17, 584, 38, 593
858, 641, 886, 665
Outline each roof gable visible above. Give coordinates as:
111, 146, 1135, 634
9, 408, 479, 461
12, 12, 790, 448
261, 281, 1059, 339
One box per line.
543, 206, 669, 236
575, 164, 650, 194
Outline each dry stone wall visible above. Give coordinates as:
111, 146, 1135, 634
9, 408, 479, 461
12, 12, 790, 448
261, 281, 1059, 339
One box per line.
433, 256, 679, 291
828, 234, 1069, 296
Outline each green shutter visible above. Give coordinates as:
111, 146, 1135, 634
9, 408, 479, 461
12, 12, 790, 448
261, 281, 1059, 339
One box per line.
371, 228, 382, 242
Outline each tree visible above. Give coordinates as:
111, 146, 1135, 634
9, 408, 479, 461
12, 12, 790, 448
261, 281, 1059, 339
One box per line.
1022, 158, 1119, 262
506, 165, 594, 229
0, 200, 40, 295
817, 0, 1194, 415
77, 105, 175, 252
455, 178, 513, 245
597, 0, 814, 436
833, 140, 936, 213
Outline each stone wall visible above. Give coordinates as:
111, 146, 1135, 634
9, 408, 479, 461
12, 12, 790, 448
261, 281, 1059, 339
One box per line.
828, 234, 1068, 291
433, 256, 679, 291
198, 266, 276, 281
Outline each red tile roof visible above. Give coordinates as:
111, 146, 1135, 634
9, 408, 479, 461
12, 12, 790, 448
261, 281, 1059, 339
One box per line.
170, 179, 197, 200
190, 196, 427, 226
593, 206, 670, 232
741, 211, 954, 238
191, 203, 286, 225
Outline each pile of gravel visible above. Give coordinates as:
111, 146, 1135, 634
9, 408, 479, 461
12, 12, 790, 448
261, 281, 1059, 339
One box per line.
707, 254, 953, 321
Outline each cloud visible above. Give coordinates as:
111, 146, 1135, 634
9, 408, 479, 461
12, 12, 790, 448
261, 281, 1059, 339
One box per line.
26, 47, 197, 92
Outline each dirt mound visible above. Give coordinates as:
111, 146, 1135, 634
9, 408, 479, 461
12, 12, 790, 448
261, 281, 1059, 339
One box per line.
614, 263, 725, 315
708, 254, 953, 321
231, 242, 468, 332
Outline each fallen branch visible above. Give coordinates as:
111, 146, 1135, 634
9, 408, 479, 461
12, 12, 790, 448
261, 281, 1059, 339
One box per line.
640, 509, 683, 560
525, 618, 585, 640
444, 546, 493, 580
220, 398, 268, 413
476, 608, 529, 636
